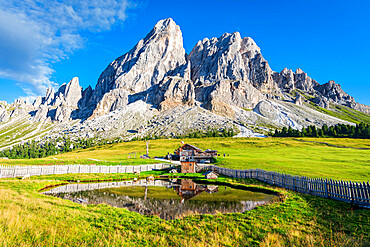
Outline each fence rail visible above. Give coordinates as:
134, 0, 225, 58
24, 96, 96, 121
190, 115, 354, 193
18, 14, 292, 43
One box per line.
206, 165, 370, 208
0, 164, 170, 178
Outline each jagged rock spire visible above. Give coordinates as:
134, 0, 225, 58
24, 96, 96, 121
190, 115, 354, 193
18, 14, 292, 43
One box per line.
87, 18, 188, 117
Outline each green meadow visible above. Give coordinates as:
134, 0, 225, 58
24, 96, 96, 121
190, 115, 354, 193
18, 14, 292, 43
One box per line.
0, 137, 369, 246
1, 137, 369, 181
0, 173, 369, 246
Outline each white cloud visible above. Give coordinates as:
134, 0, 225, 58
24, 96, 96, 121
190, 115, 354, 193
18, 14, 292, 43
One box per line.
0, 0, 132, 98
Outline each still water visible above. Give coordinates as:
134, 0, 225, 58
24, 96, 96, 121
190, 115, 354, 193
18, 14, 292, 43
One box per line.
43, 179, 278, 220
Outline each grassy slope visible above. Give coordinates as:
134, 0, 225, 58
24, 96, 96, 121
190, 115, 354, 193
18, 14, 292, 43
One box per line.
0, 120, 53, 149
307, 102, 370, 124
2, 137, 369, 182
0, 175, 368, 246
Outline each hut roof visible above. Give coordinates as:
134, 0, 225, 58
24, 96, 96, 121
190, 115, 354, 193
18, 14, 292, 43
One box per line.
180, 144, 202, 152
204, 171, 218, 176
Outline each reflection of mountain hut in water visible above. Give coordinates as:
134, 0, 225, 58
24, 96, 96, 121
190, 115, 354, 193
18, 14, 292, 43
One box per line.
206, 185, 219, 193
174, 179, 205, 202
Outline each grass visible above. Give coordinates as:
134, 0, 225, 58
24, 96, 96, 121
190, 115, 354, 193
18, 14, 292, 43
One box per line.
307, 102, 370, 124
0, 173, 368, 246
2, 137, 369, 182
0, 120, 53, 148
0, 137, 369, 245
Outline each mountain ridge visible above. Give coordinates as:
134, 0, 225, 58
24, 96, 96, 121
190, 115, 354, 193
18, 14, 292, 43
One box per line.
0, 18, 369, 148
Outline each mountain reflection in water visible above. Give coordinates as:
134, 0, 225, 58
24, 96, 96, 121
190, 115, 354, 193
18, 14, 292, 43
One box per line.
44, 179, 277, 220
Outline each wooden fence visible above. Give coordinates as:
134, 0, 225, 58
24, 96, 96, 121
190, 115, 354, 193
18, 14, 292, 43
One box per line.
206, 165, 370, 208
1, 163, 368, 208
0, 164, 170, 178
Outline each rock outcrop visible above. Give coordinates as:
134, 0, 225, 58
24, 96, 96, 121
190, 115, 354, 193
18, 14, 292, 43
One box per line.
273, 68, 295, 93
311, 97, 329, 109
89, 89, 129, 119
352, 103, 370, 115
295, 93, 304, 106
315, 80, 354, 106
201, 80, 265, 115
294, 68, 319, 93
3, 77, 84, 123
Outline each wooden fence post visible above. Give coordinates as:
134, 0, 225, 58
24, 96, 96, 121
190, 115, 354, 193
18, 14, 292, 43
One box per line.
324, 179, 328, 198
365, 182, 370, 205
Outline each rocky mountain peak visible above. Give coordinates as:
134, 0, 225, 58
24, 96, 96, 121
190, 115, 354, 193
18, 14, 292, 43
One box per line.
64, 77, 82, 107
295, 68, 304, 74
190, 32, 259, 83
88, 18, 187, 118
281, 68, 289, 74
316, 80, 355, 106
153, 17, 177, 32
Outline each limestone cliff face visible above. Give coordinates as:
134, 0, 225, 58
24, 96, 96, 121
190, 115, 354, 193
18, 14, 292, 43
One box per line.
187, 32, 279, 111
273, 68, 295, 93
201, 80, 265, 115
90, 18, 187, 117
188, 32, 280, 95
89, 89, 129, 119
352, 103, 370, 115
50, 77, 82, 122
156, 77, 195, 111
315, 80, 355, 106
273, 68, 319, 94
7, 77, 84, 123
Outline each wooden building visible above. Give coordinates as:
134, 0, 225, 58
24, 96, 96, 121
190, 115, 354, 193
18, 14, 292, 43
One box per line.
174, 144, 218, 164
181, 157, 196, 173
175, 144, 202, 158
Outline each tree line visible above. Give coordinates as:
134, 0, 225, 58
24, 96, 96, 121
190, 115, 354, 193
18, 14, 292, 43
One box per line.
131, 127, 236, 141
179, 127, 235, 139
272, 122, 370, 138
0, 137, 122, 159
0, 127, 236, 159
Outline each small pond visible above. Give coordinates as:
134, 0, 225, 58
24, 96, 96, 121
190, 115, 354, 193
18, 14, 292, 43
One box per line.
43, 179, 278, 220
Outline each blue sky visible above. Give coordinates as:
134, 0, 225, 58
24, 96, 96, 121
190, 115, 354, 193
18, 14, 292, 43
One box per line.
0, 0, 369, 105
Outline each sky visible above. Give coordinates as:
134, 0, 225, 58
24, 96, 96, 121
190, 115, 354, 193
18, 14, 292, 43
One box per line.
0, 0, 369, 105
